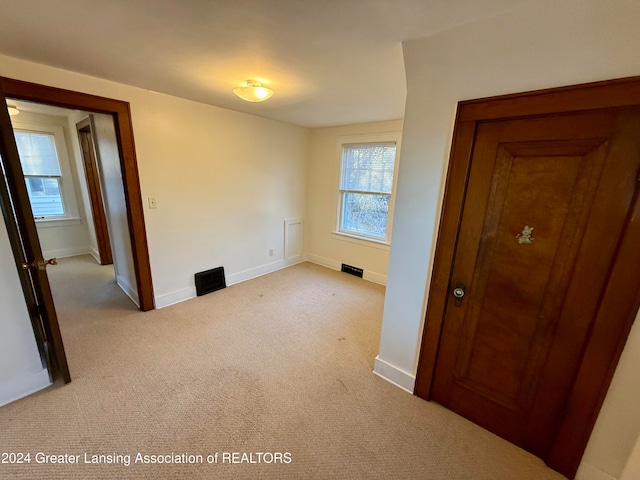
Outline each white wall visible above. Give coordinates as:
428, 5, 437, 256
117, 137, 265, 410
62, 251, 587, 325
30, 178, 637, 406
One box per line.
91, 113, 138, 304
10, 110, 92, 259
376, 0, 640, 478
306, 120, 403, 285
0, 213, 50, 406
134, 95, 309, 307
0, 53, 309, 310
621, 430, 640, 480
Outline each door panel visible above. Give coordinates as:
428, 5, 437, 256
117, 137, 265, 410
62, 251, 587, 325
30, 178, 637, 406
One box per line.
0, 85, 70, 384
431, 109, 640, 458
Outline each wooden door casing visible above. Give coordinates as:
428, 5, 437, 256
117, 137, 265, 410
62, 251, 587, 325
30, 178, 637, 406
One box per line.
415, 77, 640, 479
0, 76, 154, 311
77, 117, 113, 266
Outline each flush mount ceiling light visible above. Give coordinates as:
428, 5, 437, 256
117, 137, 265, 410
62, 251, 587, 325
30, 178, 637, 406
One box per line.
7, 105, 19, 116
233, 80, 274, 103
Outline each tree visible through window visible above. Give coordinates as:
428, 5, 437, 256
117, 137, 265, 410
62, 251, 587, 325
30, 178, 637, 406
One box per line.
339, 142, 397, 241
14, 131, 65, 217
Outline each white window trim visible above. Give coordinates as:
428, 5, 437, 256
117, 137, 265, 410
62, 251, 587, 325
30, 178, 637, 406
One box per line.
335, 132, 401, 245
330, 230, 391, 251
12, 121, 81, 224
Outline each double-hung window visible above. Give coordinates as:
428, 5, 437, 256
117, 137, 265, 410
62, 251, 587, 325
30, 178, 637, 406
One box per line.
11, 120, 81, 225
14, 130, 65, 218
338, 141, 398, 242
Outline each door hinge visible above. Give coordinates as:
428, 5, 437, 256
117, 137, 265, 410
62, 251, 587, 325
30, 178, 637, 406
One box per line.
31, 304, 49, 342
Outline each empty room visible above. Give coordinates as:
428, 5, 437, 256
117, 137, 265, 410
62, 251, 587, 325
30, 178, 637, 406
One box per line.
1, 1, 640, 479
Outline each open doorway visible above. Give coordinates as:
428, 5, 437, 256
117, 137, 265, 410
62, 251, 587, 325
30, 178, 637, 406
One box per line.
0, 77, 153, 311
6, 99, 140, 306
0, 77, 154, 386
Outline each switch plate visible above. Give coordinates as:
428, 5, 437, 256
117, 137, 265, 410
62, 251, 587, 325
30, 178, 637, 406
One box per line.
148, 197, 158, 209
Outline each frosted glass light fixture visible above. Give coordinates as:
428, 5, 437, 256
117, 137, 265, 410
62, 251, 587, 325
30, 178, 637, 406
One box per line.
7, 105, 19, 116
233, 80, 274, 103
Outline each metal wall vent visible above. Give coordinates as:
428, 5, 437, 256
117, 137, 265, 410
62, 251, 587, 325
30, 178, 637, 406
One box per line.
195, 266, 226, 296
341, 263, 363, 278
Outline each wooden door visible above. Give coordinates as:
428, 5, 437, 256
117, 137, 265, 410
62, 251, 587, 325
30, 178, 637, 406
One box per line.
0, 84, 70, 383
415, 77, 640, 479
77, 117, 113, 265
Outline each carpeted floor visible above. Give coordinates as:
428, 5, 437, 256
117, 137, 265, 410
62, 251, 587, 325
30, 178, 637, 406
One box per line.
0, 256, 567, 479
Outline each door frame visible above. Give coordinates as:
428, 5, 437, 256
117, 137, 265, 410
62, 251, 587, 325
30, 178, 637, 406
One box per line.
414, 75, 640, 478
0, 77, 154, 311
76, 116, 113, 266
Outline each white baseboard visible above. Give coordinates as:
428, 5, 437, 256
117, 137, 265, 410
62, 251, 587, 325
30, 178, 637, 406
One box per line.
576, 463, 618, 480
0, 368, 51, 408
226, 259, 287, 286
307, 253, 341, 271
363, 270, 387, 286
42, 246, 90, 259
307, 253, 387, 286
155, 286, 197, 309
155, 260, 294, 309
373, 355, 415, 393
116, 274, 139, 307
89, 245, 101, 264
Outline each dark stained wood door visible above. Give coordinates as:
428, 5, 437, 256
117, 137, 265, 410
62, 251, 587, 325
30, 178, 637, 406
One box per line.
0, 84, 71, 383
430, 107, 640, 465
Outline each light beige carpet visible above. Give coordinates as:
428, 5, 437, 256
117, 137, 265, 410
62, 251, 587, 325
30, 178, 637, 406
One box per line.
0, 256, 567, 479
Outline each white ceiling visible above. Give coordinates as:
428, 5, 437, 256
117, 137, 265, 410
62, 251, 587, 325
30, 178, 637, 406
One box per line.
0, 0, 526, 127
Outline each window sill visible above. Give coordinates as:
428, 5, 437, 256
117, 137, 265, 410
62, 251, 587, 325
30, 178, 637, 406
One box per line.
331, 231, 391, 251
34, 217, 82, 228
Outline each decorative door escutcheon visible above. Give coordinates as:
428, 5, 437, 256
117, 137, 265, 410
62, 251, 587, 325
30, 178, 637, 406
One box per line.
516, 225, 534, 244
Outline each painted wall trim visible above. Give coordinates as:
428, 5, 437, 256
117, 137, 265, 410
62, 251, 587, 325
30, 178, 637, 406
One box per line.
155, 259, 302, 309
373, 355, 415, 393
363, 270, 387, 286
284, 218, 304, 266
155, 286, 195, 309
42, 246, 90, 259
576, 463, 618, 480
89, 246, 101, 264
116, 274, 140, 307
307, 253, 387, 285
0, 368, 51, 408
227, 259, 289, 286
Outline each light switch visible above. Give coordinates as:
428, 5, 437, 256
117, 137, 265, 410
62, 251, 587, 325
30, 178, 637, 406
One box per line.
148, 197, 158, 209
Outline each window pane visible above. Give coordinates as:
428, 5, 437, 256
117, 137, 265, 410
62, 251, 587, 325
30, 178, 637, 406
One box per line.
341, 192, 389, 239
341, 143, 396, 194
14, 131, 62, 176
26, 177, 64, 216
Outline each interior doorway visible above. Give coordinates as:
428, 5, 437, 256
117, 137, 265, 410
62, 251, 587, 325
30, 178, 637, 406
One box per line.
0, 77, 154, 385
0, 77, 153, 311
7, 99, 139, 306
